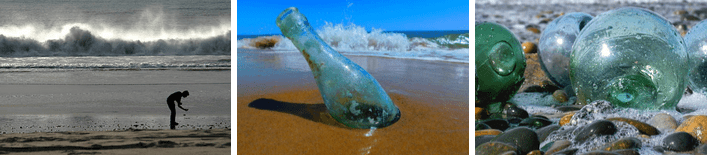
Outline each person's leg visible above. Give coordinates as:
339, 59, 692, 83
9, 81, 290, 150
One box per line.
168, 102, 176, 129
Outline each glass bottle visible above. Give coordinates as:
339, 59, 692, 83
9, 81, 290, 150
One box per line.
684, 20, 707, 95
276, 7, 400, 128
539, 12, 593, 88
570, 7, 688, 110
475, 22, 526, 106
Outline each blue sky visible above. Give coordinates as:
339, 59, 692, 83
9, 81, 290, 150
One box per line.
236, 0, 469, 35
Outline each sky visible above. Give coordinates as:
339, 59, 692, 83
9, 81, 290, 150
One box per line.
236, 0, 469, 35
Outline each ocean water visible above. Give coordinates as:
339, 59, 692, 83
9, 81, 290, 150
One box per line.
237, 23, 469, 63
0, 0, 231, 133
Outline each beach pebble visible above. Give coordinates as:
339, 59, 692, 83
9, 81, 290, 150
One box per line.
508, 118, 523, 124
492, 127, 539, 155
543, 140, 571, 155
674, 10, 688, 15
503, 104, 529, 119
676, 115, 707, 143
476, 142, 518, 155
551, 148, 578, 155
535, 124, 561, 142
555, 105, 583, 112
610, 149, 640, 155
477, 122, 491, 130
606, 117, 660, 135
526, 150, 542, 155
662, 132, 699, 152
552, 90, 569, 102
695, 144, 707, 155
476, 129, 503, 136
581, 151, 622, 155
476, 135, 497, 147
526, 25, 541, 34
594, 137, 642, 151
559, 112, 574, 126
683, 14, 701, 21
501, 151, 517, 155
519, 117, 553, 129
476, 107, 488, 120
648, 113, 677, 131
522, 42, 537, 54
482, 118, 510, 131
574, 120, 618, 142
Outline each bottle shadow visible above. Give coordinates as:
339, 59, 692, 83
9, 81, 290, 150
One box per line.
247, 98, 349, 128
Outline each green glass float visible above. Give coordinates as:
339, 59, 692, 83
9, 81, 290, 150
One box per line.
570, 7, 688, 110
475, 22, 526, 106
276, 7, 400, 128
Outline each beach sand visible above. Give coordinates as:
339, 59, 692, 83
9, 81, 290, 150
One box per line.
0, 129, 230, 155
237, 49, 469, 154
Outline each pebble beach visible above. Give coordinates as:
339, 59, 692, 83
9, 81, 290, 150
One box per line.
476, 1, 707, 155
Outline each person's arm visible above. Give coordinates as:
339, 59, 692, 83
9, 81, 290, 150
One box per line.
177, 101, 189, 111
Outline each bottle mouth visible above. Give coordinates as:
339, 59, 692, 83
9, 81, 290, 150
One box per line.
607, 74, 658, 109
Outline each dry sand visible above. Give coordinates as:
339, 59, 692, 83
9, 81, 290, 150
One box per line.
237, 50, 469, 154
0, 129, 230, 155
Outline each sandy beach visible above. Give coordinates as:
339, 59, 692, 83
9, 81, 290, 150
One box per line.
237, 49, 469, 154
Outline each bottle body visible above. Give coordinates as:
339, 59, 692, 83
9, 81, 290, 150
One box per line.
539, 12, 593, 88
684, 20, 707, 95
475, 22, 526, 106
276, 7, 400, 128
570, 7, 688, 110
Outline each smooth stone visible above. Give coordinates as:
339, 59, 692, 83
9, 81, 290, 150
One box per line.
674, 10, 688, 15
476, 122, 491, 130
476, 107, 488, 120
508, 118, 523, 124
581, 151, 621, 155
594, 137, 642, 151
676, 115, 707, 143
503, 104, 529, 119
536, 124, 561, 142
696, 144, 707, 155
553, 90, 569, 102
476, 142, 518, 155
501, 151, 517, 155
662, 132, 699, 152
648, 113, 677, 131
522, 42, 537, 54
551, 148, 578, 155
683, 14, 700, 21
574, 120, 618, 142
555, 105, 583, 112
530, 115, 550, 120
610, 149, 640, 155
482, 118, 510, 131
519, 117, 553, 129
606, 117, 660, 135
526, 150, 542, 155
526, 26, 541, 34
476, 129, 503, 136
493, 127, 540, 155
544, 140, 571, 155
476, 135, 496, 147
559, 112, 575, 126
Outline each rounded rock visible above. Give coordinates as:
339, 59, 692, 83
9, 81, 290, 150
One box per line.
559, 112, 574, 126
476, 122, 492, 130
662, 132, 699, 152
606, 117, 660, 135
595, 137, 642, 151
536, 124, 561, 142
648, 113, 677, 131
522, 42, 537, 54
574, 120, 618, 142
482, 118, 510, 131
476, 129, 503, 136
519, 117, 553, 129
676, 115, 707, 143
526, 150, 542, 155
492, 127, 540, 155
503, 104, 529, 119
696, 144, 707, 155
582, 151, 621, 155
553, 90, 569, 102
476, 142, 517, 155
476, 135, 497, 147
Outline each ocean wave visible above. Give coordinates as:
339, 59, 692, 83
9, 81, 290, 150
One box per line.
0, 26, 230, 57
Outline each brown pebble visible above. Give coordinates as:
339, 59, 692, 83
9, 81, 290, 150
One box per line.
606, 117, 660, 135
522, 42, 537, 54
559, 12, 565, 16
539, 18, 553, 24
545, 140, 571, 155
681, 31, 688, 37
674, 10, 688, 15
476, 142, 518, 155
476, 107, 488, 120
535, 14, 544, 18
594, 137, 642, 151
560, 112, 574, 126
501, 151, 517, 155
553, 90, 569, 103
526, 150, 542, 155
526, 27, 541, 34
476, 129, 503, 136
676, 115, 707, 143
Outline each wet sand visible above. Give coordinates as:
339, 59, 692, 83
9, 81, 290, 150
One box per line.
237, 49, 469, 154
0, 129, 230, 154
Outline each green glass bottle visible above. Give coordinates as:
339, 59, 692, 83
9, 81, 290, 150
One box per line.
276, 7, 400, 128
475, 22, 526, 106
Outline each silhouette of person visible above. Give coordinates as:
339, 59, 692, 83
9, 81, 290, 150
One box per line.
167, 90, 189, 129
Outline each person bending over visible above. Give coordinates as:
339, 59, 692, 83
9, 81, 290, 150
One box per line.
167, 90, 189, 129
